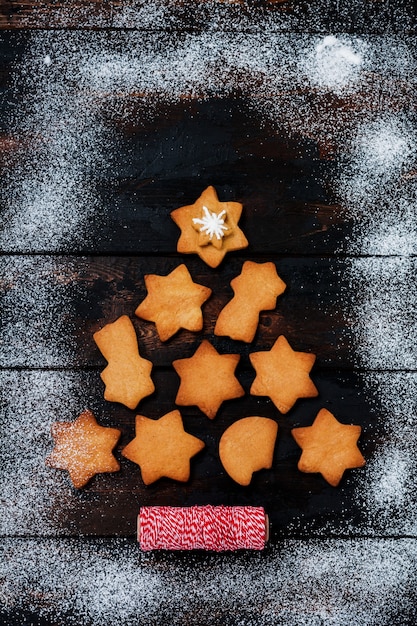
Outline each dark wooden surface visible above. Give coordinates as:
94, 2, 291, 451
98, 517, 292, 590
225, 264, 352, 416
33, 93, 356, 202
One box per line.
1, 5, 417, 625
1, 0, 415, 32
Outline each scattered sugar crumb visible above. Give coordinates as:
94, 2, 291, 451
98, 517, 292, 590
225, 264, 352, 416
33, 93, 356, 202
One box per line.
304, 35, 364, 92
2, 26, 417, 624
0, 370, 100, 535
1, 538, 415, 625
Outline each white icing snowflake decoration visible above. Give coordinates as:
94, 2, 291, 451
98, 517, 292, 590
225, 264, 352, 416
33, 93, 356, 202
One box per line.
192, 206, 228, 240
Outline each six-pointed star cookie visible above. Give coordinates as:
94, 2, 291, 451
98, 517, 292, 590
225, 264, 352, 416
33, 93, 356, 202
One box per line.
291, 408, 366, 486
173, 340, 245, 419
121, 410, 205, 484
249, 335, 318, 414
45, 410, 121, 489
135, 264, 212, 341
170, 186, 249, 268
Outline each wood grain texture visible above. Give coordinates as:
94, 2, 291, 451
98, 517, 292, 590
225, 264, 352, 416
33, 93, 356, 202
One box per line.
0, 367, 379, 538
0, 0, 415, 32
1, 27, 416, 626
0, 253, 374, 369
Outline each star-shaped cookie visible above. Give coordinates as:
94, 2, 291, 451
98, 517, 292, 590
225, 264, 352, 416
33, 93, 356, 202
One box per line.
121, 410, 205, 484
45, 410, 121, 489
249, 335, 318, 413
173, 340, 245, 419
170, 186, 249, 268
215, 260, 287, 342
135, 264, 212, 341
291, 408, 366, 486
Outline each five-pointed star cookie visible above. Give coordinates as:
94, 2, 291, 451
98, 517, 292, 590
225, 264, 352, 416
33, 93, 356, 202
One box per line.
135, 264, 212, 341
249, 335, 318, 414
170, 186, 249, 268
173, 340, 245, 419
45, 410, 121, 489
121, 410, 205, 484
291, 408, 366, 486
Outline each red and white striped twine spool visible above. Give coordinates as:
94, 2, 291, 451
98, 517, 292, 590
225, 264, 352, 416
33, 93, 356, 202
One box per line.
138, 505, 268, 551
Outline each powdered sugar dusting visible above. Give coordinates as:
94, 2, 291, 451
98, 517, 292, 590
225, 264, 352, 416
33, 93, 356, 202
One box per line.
304, 35, 364, 92
337, 115, 417, 256
0, 256, 84, 367
2, 24, 417, 623
341, 104, 417, 536
0, 370, 100, 535
1, 538, 415, 624
3, 31, 416, 253
354, 372, 417, 535
348, 257, 417, 370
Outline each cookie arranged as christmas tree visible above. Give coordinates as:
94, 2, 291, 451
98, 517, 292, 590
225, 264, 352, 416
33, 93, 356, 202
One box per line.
46, 187, 365, 491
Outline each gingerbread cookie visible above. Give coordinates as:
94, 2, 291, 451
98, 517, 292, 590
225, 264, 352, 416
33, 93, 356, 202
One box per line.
219, 416, 278, 486
291, 408, 365, 486
45, 409, 121, 489
249, 335, 318, 414
215, 261, 286, 342
170, 186, 248, 268
93, 315, 154, 410
121, 410, 205, 484
135, 264, 212, 341
172, 339, 245, 419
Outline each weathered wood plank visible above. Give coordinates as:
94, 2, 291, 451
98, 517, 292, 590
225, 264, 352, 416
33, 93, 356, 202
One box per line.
0, 65, 348, 255
1, 30, 415, 255
0, 254, 375, 369
2, 254, 416, 370
0, 0, 415, 33
1, 537, 416, 626
0, 368, 384, 538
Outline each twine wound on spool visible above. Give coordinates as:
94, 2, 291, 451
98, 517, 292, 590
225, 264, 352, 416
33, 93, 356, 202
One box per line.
138, 505, 269, 551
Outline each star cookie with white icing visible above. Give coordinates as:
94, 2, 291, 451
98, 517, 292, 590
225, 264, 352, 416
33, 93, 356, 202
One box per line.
170, 186, 248, 268
291, 408, 365, 486
45, 410, 121, 489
